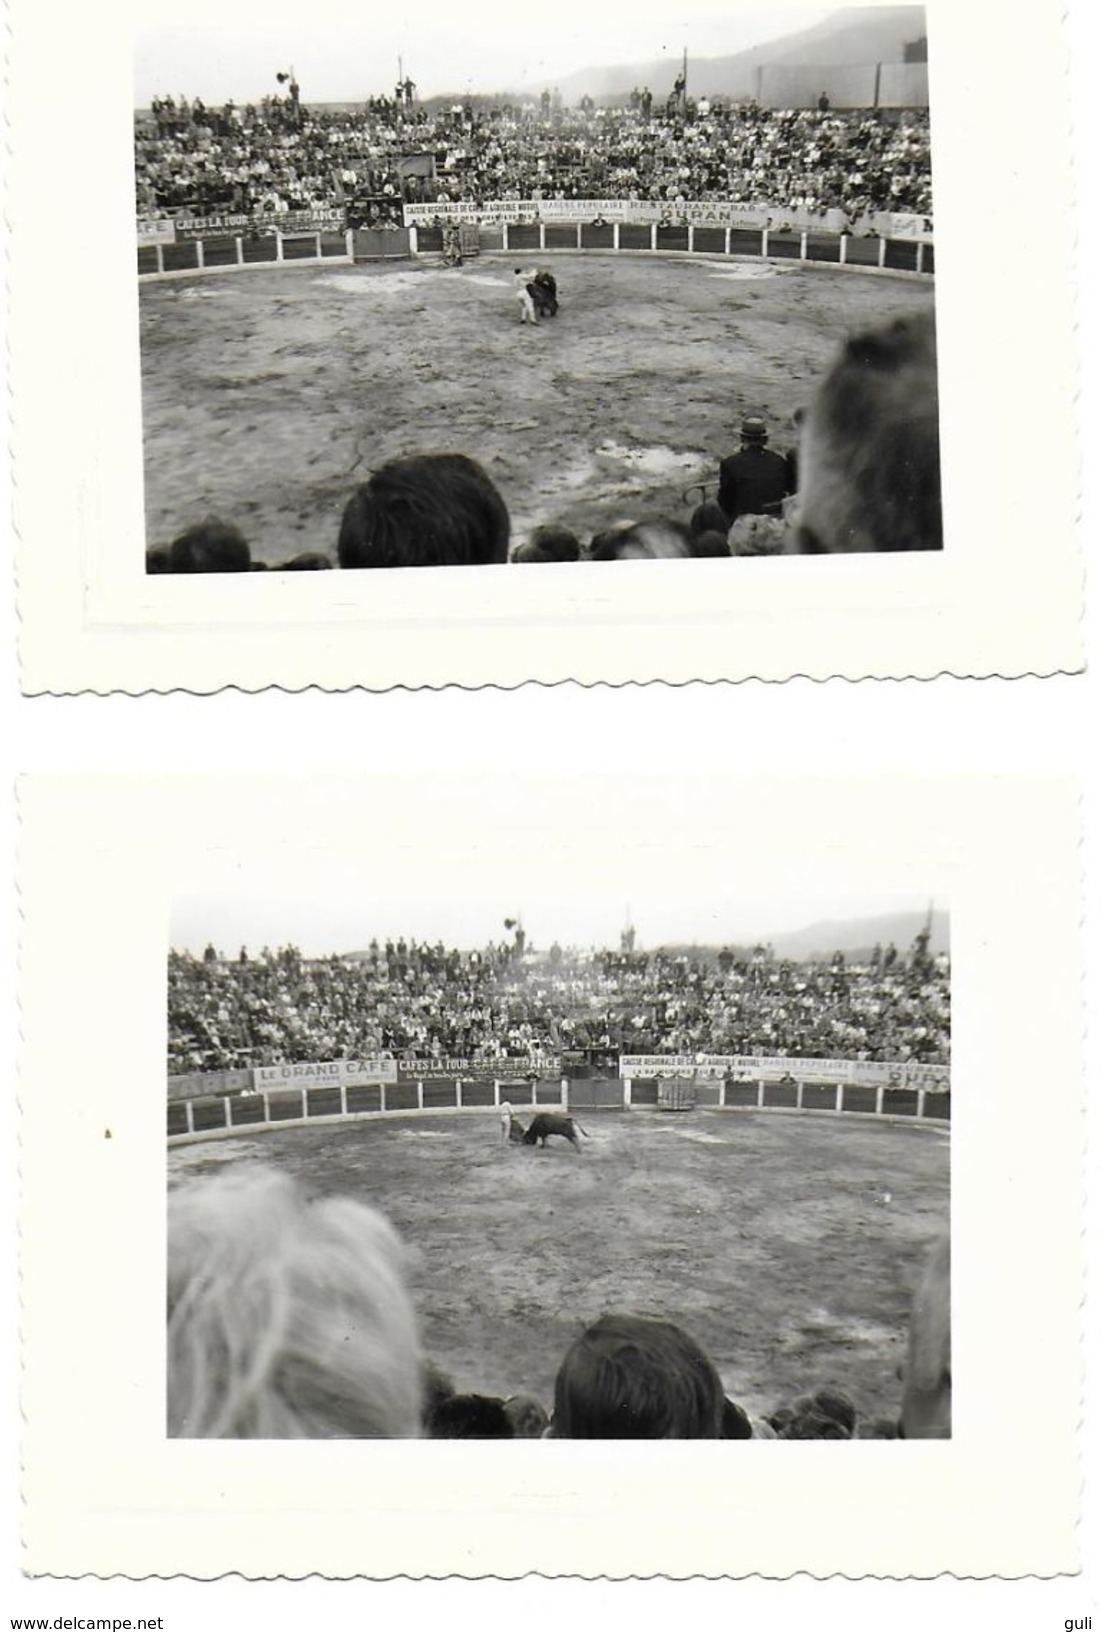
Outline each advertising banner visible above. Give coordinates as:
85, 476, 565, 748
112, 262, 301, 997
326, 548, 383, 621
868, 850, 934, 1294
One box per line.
254, 1058, 397, 1093
136, 217, 177, 246
871, 211, 934, 243
619, 1054, 948, 1089
172, 208, 346, 240
404, 199, 784, 230
166, 1068, 253, 1101
396, 1056, 559, 1080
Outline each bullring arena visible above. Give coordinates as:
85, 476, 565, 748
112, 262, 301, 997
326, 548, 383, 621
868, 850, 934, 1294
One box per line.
168, 1075, 948, 1425
139, 242, 936, 564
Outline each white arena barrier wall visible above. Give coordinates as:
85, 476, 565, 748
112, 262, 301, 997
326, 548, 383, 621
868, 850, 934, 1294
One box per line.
166, 1056, 949, 1145
137, 208, 933, 282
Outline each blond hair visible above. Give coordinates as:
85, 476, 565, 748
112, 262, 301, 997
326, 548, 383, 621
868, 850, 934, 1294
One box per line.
168, 1167, 424, 1438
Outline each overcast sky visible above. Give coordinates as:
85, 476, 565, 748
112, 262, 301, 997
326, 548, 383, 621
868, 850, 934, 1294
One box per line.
170, 891, 944, 957
134, 0, 833, 106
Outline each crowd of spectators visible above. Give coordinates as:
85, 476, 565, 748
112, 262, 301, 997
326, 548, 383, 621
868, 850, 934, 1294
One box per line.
147, 303, 941, 570
167, 929, 950, 1075
168, 1165, 950, 1438
135, 91, 931, 228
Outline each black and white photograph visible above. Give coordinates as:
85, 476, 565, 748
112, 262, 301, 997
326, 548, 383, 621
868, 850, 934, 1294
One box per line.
15, 768, 1084, 1579
166, 896, 951, 1442
134, 3, 938, 572
9, 0, 1084, 690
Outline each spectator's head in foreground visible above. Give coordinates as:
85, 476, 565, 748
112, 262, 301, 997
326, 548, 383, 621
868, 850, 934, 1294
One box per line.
512, 524, 582, 563
145, 545, 173, 573
426, 1393, 515, 1438
504, 1394, 551, 1437
590, 519, 694, 562
167, 517, 252, 573
167, 1167, 423, 1438
338, 453, 510, 568
794, 310, 941, 553
550, 1313, 725, 1438
280, 551, 334, 570
899, 1231, 951, 1438
771, 1386, 857, 1439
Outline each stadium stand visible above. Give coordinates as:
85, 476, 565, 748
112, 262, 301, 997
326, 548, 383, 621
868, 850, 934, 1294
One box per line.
167, 933, 949, 1075
135, 98, 931, 225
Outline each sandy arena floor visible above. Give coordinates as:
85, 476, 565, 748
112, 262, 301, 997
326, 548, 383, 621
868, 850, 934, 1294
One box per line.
140, 254, 936, 563
168, 1107, 948, 1426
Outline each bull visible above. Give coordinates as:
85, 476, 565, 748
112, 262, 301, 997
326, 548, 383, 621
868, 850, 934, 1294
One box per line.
522, 1111, 588, 1152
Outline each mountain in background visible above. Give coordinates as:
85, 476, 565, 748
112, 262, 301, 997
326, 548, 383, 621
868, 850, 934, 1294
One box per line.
766, 907, 948, 960
535, 6, 927, 102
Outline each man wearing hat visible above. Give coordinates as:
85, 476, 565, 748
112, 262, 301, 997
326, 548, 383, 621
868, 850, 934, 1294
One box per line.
717, 416, 793, 524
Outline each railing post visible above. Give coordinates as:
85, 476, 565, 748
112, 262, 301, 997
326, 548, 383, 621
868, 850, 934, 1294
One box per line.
314, 231, 322, 260
623, 1076, 633, 1108
613, 222, 620, 252
796, 1078, 804, 1110
761, 228, 769, 259
757, 1078, 765, 1109
916, 242, 925, 274
262, 1091, 271, 1126
560, 1078, 568, 1107
493, 1079, 501, 1107
917, 1089, 927, 1119
380, 1078, 388, 1113
799, 231, 807, 261
156, 242, 165, 275
276, 229, 284, 262
838, 233, 848, 265
345, 228, 355, 260
185, 1100, 195, 1135
503, 222, 510, 253
340, 1083, 348, 1117
878, 236, 887, 269
195, 237, 205, 270
875, 1084, 885, 1117
725, 226, 731, 257
417, 1079, 424, 1110
408, 225, 417, 256
235, 236, 244, 265
576, 223, 582, 250
835, 1083, 844, 1114
539, 222, 546, 251
300, 1087, 307, 1123
455, 1078, 462, 1108
688, 225, 695, 254
650, 223, 657, 251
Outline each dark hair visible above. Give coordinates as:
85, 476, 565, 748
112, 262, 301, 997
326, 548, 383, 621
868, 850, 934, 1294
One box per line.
513, 524, 581, 563
168, 518, 251, 573
590, 519, 694, 562
689, 501, 729, 538
279, 552, 333, 570
721, 1397, 754, 1439
552, 1313, 725, 1438
796, 311, 941, 553
145, 545, 173, 573
690, 529, 732, 558
503, 1394, 550, 1437
426, 1393, 515, 1438
338, 453, 511, 568
770, 1387, 857, 1439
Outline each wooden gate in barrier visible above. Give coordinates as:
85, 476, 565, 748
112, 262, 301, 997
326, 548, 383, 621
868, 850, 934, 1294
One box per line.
566, 1076, 625, 1111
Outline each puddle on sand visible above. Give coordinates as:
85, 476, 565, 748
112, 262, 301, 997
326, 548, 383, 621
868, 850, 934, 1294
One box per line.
702, 263, 777, 281
595, 441, 709, 478
316, 270, 433, 296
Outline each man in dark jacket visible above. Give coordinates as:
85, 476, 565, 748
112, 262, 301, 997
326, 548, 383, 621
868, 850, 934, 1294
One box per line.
717, 417, 793, 523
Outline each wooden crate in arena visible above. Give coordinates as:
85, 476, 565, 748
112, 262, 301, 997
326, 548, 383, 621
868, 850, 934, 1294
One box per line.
657, 1076, 697, 1112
